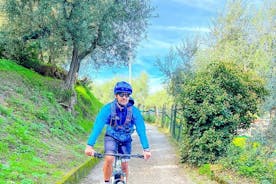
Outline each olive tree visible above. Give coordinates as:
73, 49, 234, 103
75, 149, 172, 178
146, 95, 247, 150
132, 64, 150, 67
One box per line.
194, 0, 275, 119
2, 0, 153, 90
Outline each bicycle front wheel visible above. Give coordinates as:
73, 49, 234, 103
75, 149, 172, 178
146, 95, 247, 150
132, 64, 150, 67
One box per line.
115, 181, 125, 184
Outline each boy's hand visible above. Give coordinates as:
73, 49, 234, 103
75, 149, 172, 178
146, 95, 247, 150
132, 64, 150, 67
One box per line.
143, 150, 151, 160
85, 145, 95, 156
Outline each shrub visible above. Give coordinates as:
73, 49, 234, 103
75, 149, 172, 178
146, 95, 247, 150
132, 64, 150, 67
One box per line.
199, 164, 213, 177
179, 62, 268, 165
264, 117, 276, 147
232, 136, 247, 148
143, 114, 156, 123
220, 137, 276, 183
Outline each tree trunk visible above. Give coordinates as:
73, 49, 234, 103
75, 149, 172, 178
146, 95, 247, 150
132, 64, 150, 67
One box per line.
48, 48, 54, 64
64, 42, 96, 112
64, 43, 81, 112
65, 44, 80, 90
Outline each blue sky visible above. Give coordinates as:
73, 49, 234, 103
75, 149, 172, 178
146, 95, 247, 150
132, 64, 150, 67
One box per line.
80, 0, 228, 93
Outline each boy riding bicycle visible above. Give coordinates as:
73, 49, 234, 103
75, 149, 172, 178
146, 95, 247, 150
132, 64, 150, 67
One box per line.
85, 81, 151, 184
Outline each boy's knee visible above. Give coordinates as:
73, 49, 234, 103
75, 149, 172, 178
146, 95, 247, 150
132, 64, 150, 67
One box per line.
104, 156, 114, 166
121, 162, 128, 170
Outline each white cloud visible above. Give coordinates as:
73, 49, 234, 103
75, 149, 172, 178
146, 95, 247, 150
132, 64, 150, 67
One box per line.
152, 25, 211, 33
137, 25, 210, 57
93, 78, 110, 85
134, 58, 145, 65
170, 0, 225, 12
137, 39, 172, 56
144, 39, 172, 49
170, 0, 263, 13
148, 77, 165, 94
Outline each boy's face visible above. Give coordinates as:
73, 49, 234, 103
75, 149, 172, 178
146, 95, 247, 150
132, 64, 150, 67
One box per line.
115, 92, 130, 106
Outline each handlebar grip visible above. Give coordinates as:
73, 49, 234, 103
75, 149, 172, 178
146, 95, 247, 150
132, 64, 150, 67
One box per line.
132, 154, 144, 159
94, 152, 103, 158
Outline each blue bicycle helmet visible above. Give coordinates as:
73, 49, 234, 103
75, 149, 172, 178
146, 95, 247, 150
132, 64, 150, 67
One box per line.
114, 81, 132, 95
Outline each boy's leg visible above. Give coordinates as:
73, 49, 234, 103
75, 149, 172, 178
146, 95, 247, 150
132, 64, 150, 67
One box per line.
103, 136, 117, 182
103, 155, 114, 182
118, 140, 132, 181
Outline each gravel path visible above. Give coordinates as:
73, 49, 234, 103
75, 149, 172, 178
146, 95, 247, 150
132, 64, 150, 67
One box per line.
79, 124, 195, 184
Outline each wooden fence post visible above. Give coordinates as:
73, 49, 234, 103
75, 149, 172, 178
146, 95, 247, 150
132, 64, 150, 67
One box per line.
154, 106, 157, 117
172, 104, 177, 138
177, 123, 182, 141
161, 105, 165, 128
170, 104, 173, 134
154, 106, 158, 123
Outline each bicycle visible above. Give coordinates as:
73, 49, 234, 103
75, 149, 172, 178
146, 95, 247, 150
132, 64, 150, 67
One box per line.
93, 152, 144, 184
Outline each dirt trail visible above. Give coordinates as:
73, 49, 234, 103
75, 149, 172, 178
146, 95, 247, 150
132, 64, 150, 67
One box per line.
79, 124, 195, 184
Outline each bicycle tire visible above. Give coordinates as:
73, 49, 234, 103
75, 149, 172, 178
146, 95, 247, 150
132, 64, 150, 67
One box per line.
114, 173, 121, 180
114, 181, 125, 184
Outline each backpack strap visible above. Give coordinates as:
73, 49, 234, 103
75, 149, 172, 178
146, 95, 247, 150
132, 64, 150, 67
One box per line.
124, 106, 133, 126
109, 100, 133, 130
110, 101, 118, 127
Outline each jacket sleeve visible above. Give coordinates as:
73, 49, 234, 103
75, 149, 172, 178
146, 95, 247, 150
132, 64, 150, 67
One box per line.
133, 106, 150, 149
87, 104, 110, 147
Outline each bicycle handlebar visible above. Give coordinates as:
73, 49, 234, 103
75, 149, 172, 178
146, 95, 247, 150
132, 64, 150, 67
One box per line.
93, 152, 144, 159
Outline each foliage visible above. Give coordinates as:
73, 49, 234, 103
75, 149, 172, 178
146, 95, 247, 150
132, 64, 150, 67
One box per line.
143, 114, 156, 124
131, 72, 150, 106
179, 61, 268, 166
75, 85, 102, 131
90, 77, 120, 104
262, 61, 276, 113
264, 117, 276, 147
196, 0, 275, 74
0, 59, 101, 183
219, 136, 276, 183
194, 0, 276, 112
155, 37, 200, 98
199, 164, 213, 177
90, 72, 150, 106
232, 136, 247, 149
144, 89, 173, 109
1, 0, 154, 89
0, 31, 41, 64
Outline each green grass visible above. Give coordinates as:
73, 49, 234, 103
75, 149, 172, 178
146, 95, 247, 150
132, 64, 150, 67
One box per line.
0, 59, 102, 183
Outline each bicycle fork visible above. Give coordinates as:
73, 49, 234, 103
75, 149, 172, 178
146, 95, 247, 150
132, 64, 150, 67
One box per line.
110, 157, 127, 184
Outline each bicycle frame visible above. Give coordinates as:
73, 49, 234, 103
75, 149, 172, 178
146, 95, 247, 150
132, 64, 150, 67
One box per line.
94, 153, 143, 184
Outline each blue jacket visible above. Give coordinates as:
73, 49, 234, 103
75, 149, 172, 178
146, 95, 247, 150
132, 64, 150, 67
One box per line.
87, 99, 150, 149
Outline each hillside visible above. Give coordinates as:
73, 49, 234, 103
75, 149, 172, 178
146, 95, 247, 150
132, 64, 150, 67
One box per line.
0, 59, 102, 184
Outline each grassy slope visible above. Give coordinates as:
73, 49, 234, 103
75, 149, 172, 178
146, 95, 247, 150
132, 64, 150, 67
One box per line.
0, 59, 102, 184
